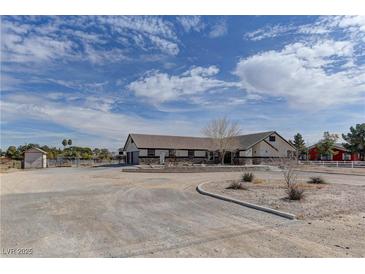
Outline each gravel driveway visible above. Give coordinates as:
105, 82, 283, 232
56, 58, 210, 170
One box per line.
1, 167, 364, 257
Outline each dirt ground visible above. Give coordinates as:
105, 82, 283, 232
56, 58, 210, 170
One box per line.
203, 179, 365, 219
296, 165, 365, 175
1, 167, 364, 257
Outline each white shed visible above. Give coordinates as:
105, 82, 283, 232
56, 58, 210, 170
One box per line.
24, 147, 47, 169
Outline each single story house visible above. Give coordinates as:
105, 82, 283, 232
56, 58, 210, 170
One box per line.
24, 147, 47, 169
123, 131, 296, 165
308, 143, 360, 161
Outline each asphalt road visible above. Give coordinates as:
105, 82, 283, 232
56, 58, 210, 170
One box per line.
1, 167, 364, 257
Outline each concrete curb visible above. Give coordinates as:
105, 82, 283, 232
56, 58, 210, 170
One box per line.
196, 182, 296, 220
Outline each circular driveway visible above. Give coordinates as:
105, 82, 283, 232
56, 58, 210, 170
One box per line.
1, 167, 364, 257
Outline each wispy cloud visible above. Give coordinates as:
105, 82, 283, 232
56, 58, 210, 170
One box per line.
177, 16, 205, 32
209, 19, 228, 38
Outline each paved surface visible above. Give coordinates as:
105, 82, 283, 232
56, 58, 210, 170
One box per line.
1, 167, 364, 257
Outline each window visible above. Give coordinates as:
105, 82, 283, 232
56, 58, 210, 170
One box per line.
147, 149, 155, 157
169, 149, 176, 157
343, 153, 351, 161
188, 150, 194, 158
269, 135, 276, 142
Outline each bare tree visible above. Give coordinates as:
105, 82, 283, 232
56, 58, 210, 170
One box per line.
274, 158, 304, 200
202, 116, 241, 164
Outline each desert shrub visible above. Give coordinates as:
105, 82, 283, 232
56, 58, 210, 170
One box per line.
281, 165, 304, 200
242, 172, 254, 182
226, 181, 248, 190
286, 183, 304, 200
307, 176, 327, 184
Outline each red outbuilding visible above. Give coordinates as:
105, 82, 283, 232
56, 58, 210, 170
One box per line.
308, 143, 360, 161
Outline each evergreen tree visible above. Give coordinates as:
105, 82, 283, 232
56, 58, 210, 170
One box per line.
292, 133, 307, 157
342, 123, 365, 160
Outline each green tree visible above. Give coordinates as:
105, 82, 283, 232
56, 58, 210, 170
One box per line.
93, 148, 101, 157
316, 132, 339, 160
342, 123, 365, 160
6, 146, 20, 159
99, 148, 111, 160
291, 133, 307, 158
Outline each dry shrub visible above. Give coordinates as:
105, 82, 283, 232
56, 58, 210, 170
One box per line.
282, 165, 305, 200
307, 176, 327, 184
286, 183, 305, 200
242, 172, 254, 182
226, 181, 248, 190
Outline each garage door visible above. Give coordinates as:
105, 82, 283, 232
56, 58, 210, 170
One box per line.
131, 151, 139, 165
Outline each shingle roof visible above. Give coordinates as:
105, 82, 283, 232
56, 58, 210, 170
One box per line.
230, 131, 275, 150
127, 131, 275, 151
308, 143, 349, 152
24, 147, 48, 154
129, 134, 215, 150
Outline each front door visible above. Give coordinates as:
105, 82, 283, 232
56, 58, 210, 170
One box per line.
160, 152, 165, 165
224, 151, 232, 164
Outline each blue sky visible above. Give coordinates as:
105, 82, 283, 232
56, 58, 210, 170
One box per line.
1, 15, 364, 150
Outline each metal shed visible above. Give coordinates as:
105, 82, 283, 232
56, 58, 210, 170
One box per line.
24, 147, 47, 169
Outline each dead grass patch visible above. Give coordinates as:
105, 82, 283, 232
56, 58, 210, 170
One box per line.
252, 178, 265, 184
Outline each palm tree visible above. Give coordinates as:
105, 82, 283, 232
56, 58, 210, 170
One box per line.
62, 139, 68, 149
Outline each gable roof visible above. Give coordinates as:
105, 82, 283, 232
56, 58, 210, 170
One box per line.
229, 131, 275, 150
24, 147, 47, 154
124, 131, 283, 151
308, 143, 349, 152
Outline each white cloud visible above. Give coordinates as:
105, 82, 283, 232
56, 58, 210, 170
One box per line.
1, 94, 201, 148
147, 35, 179, 55
1, 16, 180, 66
337, 16, 365, 31
234, 40, 365, 108
244, 16, 365, 42
177, 16, 204, 32
244, 25, 295, 41
209, 20, 228, 38
127, 66, 239, 103
97, 16, 180, 55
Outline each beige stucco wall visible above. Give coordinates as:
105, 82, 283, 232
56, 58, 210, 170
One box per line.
239, 148, 252, 157
252, 141, 278, 157
125, 137, 139, 152
250, 133, 295, 157
176, 150, 188, 157
263, 133, 295, 157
